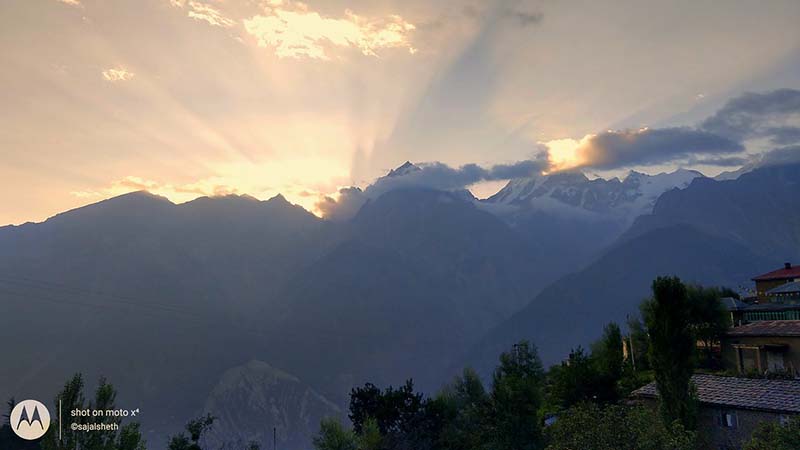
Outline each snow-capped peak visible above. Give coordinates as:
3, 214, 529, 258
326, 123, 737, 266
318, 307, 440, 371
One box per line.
484, 168, 705, 221
387, 161, 421, 177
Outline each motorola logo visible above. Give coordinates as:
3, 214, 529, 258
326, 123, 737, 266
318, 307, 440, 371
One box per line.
9, 399, 50, 440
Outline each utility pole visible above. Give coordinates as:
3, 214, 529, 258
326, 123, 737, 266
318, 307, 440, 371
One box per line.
273, 427, 276, 450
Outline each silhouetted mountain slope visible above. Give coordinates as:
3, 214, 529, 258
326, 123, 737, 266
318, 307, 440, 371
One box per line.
621, 163, 800, 260
480, 168, 703, 283
471, 164, 800, 372
0, 191, 332, 314
470, 224, 774, 371
265, 189, 546, 401
0, 192, 334, 448
3, 163, 797, 449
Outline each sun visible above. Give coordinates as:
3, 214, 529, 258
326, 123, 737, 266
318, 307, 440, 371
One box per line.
543, 137, 586, 172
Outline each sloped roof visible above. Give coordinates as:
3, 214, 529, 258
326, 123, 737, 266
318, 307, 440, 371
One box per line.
753, 265, 800, 281
744, 303, 800, 312
768, 281, 800, 295
726, 320, 800, 337
632, 374, 800, 413
721, 297, 749, 311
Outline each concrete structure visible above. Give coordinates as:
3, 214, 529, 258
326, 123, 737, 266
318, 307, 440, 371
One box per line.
721, 320, 800, 377
632, 374, 800, 450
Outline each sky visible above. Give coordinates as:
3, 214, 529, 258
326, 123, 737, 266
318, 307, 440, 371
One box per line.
2, 0, 800, 225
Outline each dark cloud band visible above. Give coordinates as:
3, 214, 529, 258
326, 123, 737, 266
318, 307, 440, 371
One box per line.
701, 88, 800, 144
577, 127, 744, 170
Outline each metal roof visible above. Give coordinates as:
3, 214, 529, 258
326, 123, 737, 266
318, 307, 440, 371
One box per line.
632, 374, 800, 413
721, 297, 750, 311
767, 281, 800, 295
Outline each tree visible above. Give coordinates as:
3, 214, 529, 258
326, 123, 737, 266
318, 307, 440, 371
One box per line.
592, 323, 624, 380
41, 374, 145, 450
545, 403, 695, 450
312, 418, 357, 450
487, 340, 545, 450
625, 315, 650, 371
546, 323, 627, 412
686, 284, 731, 368
744, 416, 800, 450
642, 276, 698, 430
546, 347, 598, 410
167, 414, 215, 450
435, 368, 490, 450
590, 322, 624, 403
357, 419, 382, 450
348, 380, 424, 436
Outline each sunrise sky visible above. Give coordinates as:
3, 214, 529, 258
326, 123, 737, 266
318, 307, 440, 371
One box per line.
2, 0, 800, 225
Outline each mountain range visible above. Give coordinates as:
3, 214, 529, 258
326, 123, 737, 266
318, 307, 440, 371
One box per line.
1, 161, 797, 449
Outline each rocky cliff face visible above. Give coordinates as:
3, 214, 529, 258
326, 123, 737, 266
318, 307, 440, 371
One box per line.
203, 360, 342, 450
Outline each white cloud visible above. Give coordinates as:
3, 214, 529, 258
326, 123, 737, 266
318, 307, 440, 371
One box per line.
186, 1, 236, 28
55, 0, 82, 7
101, 68, 135, 82
243, 2, 416, 59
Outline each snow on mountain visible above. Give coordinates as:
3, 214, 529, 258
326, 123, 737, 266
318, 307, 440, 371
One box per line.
485, 168, 704, 223
386, 161, 422, 177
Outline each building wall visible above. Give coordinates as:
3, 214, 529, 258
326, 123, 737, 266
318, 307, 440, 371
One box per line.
756, 279, 792, 301
698, 407, 788, 450
635, 397, 792, 450
721, 335, 800, 376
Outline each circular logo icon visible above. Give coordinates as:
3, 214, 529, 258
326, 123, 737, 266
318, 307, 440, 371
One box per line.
9, 399, 50, 440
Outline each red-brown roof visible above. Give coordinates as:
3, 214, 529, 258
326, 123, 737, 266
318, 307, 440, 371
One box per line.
726, 320, 800, 337
753, 264, 800, 281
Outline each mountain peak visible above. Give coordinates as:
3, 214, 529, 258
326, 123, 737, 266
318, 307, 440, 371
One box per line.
115, 190, 172, 201
265, 193, 290, 205
387, 161, 421, 177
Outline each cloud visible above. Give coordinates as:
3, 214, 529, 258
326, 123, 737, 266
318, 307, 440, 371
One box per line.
764, 126, 800, 146
754, 145, 800, 168
316, 187, 367, 222
462, 3, 543, 27
243, 2, 416, 59
560, 127, 744, 170
186, 1, 235, 28
70, 176, 241, 201
701, 88, 800, 145
538, 89, 800, 172
168, 0, 235, 27
685, 155, 749, 167
369, 157, 550, 196
317, 156, 551, 221
101, 68, 135, 82
55, 0, 82, 7
502, 8, 542, 27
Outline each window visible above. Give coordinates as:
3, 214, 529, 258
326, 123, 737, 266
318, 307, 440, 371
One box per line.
767, 351, 785, 371
718, 410, 738, 429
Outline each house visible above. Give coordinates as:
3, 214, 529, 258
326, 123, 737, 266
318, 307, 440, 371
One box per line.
737, 303, 800, 323
767, 281, 800, 304
722, 297, 750, 327
632, 374, 800, 450
752, 262, 800, 302
720, 320, 800, 377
